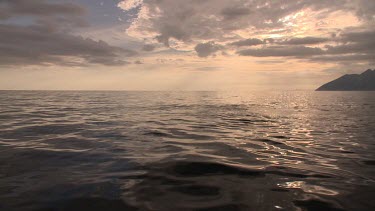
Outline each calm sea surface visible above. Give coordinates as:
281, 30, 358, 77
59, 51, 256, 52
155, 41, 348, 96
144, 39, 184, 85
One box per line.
0, 91, 374, 211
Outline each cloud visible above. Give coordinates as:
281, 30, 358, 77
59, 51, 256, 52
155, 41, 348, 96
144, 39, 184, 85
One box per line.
339, 29, 375, 44
354, 0, 375, 21
229, 38, 264, 47
195, 66, 223, 71
117, 0, 375, 68
238, 46, 324, 57
311, 54, 375, 63
0, 0, 85, 18
155, 24, 191, 47
221, 7, 250, 20
2, 0, 374, 68
311, 29, 375, 63
279, 37, 330, 45
195, 41, 222, 57
0, 0, 137, 67
118, 0, 143, 11
0, 0, 87, 27
142, 44, 156, 51
120, 0, 367, 45
236, 28, 375, 66
0, 24, 137, 66
325, 29, 375, 53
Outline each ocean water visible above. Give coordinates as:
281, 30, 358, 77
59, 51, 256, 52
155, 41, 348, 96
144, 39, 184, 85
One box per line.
0, 91, 374, 211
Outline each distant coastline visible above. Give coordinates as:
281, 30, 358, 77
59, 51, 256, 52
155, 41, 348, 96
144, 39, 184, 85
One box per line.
316, 69, 375, 91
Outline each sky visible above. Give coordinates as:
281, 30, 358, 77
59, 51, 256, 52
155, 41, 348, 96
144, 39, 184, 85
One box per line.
0, 0, 374, 90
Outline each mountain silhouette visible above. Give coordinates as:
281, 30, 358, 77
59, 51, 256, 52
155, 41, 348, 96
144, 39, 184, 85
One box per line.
316, 69, 375, 91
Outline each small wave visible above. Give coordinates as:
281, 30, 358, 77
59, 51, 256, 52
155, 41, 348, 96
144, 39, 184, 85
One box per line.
293, 198, 345, 211
150, 161, 332, 179
35, 198, 138, 211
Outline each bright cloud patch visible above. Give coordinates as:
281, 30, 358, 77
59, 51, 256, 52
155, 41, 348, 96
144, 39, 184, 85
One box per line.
118, 0, 374, 65
118, 0, 143, 11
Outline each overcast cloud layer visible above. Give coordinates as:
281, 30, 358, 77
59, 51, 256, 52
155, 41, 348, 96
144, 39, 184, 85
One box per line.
120, 0, 375, 63
0, 0, 136, 66
0, 0, 374, 68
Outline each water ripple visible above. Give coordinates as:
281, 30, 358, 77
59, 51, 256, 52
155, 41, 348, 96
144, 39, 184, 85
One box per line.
0, 91, 374, 210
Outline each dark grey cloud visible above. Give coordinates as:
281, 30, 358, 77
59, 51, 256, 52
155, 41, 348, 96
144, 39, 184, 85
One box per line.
229, 38, 264, 47
195, 41, 222, 57
0, 24, 137, 66
221, 7, 250, 20
0, 0, 85, 18
0, 0, 137, 67
279, 37, 330, 45
0, 0, 87, 27
256, 60, 286, 64
142, 44, 156, 51
230, 36, 330, 52
355, 0, 375, 21
339, 29, 375, 44
325, 42, 375, 55
311, 54, 375, 63
155, 24, 191, 47
323, 29, 375, 55
236, 28, 375, 65
238, 46, 324, 57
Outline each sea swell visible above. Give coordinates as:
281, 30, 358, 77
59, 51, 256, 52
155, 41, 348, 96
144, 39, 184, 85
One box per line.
0, 91, 374, 210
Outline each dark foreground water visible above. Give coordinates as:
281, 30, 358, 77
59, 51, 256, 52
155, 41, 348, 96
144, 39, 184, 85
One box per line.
0, 91, 374, 211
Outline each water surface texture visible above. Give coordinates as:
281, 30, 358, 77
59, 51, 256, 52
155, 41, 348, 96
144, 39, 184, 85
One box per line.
0, 91, 374, 211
